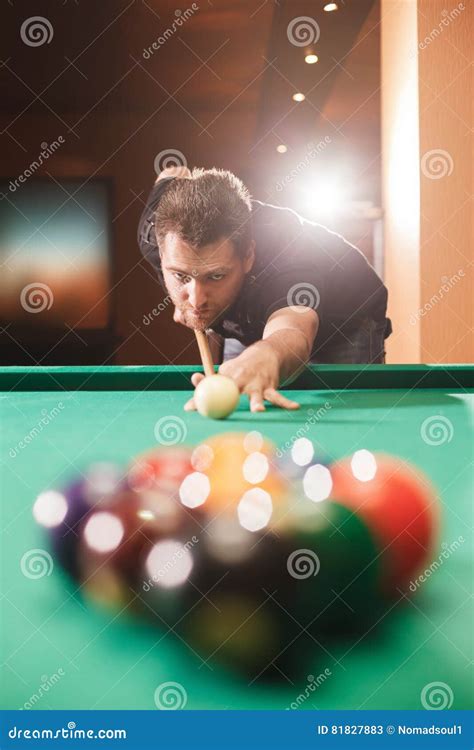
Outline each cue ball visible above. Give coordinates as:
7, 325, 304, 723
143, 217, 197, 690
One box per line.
194, 375, 239, 419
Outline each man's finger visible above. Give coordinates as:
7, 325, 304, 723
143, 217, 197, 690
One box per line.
173, 307, 183, 324
248, 390, 266, 412
263, 388, 300, 410
184, 398, 196, 411
191, 372, 205, 387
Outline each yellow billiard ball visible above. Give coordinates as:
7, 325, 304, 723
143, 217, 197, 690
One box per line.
194, 374, 240, 419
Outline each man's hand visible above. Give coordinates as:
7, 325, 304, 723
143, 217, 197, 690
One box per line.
233, 306, 317, 412
184, 340, 299, 413
184, 306, 318, 413
156, 165, 191, 183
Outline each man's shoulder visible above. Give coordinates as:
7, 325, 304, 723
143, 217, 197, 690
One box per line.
250, 199, 354, 264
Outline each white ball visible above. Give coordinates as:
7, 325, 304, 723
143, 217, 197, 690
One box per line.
194, 375, 240, 419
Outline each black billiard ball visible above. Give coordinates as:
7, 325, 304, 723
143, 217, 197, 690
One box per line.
174, 514, 299, 676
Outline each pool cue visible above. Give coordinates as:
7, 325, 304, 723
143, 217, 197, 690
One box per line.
194, 329, 215, 377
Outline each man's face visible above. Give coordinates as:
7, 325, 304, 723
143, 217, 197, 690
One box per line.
160, 232, 255, 330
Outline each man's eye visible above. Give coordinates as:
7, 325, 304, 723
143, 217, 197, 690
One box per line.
174, 273, 191, 283
210, 274, 225, 281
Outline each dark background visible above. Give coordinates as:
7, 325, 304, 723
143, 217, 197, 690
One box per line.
0, 0, 381, 366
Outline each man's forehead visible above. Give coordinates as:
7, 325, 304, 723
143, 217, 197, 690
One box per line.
161, 233, 236, 269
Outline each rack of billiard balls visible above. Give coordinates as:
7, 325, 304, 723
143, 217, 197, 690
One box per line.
33, 432, 439, 677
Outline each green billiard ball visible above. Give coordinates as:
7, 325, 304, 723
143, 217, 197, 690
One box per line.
275, 497, 380, 636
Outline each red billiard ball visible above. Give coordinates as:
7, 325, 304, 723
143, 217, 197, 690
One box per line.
329, 451, 439, 595
128, 447, 193, 495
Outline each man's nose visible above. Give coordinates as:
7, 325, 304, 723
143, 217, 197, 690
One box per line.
187, 279, 207, 310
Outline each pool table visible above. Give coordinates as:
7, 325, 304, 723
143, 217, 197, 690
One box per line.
1, 364, 472, 711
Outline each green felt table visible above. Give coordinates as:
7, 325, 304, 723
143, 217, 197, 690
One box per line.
1, 365, 472, 711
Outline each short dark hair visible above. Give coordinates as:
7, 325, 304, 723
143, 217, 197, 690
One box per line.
154, 168, 253, 256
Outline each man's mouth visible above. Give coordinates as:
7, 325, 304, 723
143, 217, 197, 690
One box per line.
189, 308, 210, 318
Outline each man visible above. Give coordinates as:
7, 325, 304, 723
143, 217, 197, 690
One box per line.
138, 166, 391, 412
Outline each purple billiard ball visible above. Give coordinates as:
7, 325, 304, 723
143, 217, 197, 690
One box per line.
33, 463, 126, 579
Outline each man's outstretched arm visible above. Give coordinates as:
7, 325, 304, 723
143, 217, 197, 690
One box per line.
185, 306, 318, 413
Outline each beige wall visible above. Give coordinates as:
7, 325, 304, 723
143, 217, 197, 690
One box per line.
381, 0, 421, 363
381, 0, 472, 363
418, 0, 473, 363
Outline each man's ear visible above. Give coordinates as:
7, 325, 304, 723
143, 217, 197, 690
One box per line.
243, 239, 256, 274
